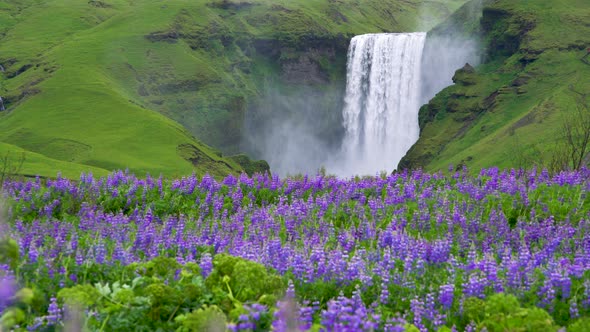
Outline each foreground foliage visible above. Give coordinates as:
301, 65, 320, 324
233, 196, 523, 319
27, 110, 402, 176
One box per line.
1, 167, 590, 331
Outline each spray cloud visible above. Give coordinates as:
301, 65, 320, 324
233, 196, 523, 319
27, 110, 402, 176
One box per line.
243, 0, 483, 177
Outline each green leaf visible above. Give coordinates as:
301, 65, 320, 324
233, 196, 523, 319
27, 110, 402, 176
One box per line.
0, 308, 25, 329
58, 284, 101, 307
181, 305, 227, 332
15, 287, 34, 305
0, 238, 19, 270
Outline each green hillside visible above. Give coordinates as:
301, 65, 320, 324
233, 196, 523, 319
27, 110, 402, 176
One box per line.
0, 0, 465, 178
0, 0, 263, 178
0, 142, 111, 179
401, 0, 590, 172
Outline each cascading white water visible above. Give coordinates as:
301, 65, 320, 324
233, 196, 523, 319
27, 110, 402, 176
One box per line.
337, 33, 426, 176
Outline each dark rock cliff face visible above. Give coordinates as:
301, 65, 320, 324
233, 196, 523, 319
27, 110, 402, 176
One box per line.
452, 63, 477, 86
252, 35, 350, 85
281, 52, 330, 84
480, 7, 536, 61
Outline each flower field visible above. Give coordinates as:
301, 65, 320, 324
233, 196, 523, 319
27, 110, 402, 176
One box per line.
1, 167, 590, 331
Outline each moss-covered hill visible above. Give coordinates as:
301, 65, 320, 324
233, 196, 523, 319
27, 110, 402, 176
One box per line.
0, 0, 466, 178
400, 0, 590, 172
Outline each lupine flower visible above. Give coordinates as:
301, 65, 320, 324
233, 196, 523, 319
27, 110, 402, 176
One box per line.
0, 274, 17, 312
46, 297, 62, 325
200, 253, 213, 277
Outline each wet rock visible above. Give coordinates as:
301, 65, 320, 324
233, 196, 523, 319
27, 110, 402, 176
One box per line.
281, 55, 329, 84
482, 90, 500, 110
145, 30, 179, 43
88, 0, 112, 8
519, 49, 543, 64
452, 63, 477, 86
207, 0, 255, 10
6, 64, 32, 78
227, 154, 270, 175
511, 75, 530, 87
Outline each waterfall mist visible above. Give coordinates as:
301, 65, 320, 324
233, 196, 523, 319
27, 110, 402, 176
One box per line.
420, 37, 481, 104
420, 0, 483, 102
242, 86, 345, 176
242, 2, 482, 177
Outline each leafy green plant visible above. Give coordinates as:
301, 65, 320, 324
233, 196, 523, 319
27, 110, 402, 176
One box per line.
0, 237, 19, 270
205, 254, 285, 303
464, 293, 560, 332
176, 305, 227, 332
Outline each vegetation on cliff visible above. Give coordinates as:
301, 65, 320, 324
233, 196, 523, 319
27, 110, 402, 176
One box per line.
401, 0, 590, 172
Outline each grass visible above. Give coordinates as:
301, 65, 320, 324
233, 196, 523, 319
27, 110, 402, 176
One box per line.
0, 0, 466, 178
403, 0, 590, 172
0, 142, 111, 178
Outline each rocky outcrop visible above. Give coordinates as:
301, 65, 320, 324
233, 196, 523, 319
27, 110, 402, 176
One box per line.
207, 0, 256, 10
88, 1, 112, 8
480, 6, 536, 60
452, 63, 477, 86
281, 52, 329, 84
177, 143, 240, 174
227, 154, 270, 175
6, 64, 32, 79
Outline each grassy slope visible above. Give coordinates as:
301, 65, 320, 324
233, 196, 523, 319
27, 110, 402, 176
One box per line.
0, 0, 466, 179
0, 142, 110, 178
401, 0, 590, 171
0, 0, 245, 178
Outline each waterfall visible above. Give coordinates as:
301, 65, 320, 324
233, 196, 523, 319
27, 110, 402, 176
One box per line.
338, 33, 426, 176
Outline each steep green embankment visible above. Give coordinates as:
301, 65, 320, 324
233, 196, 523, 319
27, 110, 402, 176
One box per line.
0, 0, 466, 178
0, 0, 251, 178
401, 0, 590, 171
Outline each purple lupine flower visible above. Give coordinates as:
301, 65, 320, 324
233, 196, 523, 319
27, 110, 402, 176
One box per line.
538, 278, 556, 311
379, 276, 390, 305
439, 284, 454, 310
94, 241, 107, 265
46, 297, 62, 325
28, 245, 39, 264
465, 321, 478, 332
383, 316, 408, 332
27, 317, 45, 331
410, 297, 426, 331
463, 272, 487, 299
200, 253, 213, 277
0, 275, 17, 312
570, 299, 579, 319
